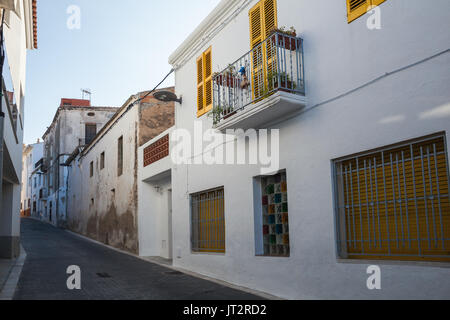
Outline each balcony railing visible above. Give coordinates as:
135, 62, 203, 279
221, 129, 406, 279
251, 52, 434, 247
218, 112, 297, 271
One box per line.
212, 32, 304, 125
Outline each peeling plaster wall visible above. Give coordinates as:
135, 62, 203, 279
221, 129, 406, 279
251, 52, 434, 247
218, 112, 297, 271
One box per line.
138, 88, 175, 147
66, 107, 140, 254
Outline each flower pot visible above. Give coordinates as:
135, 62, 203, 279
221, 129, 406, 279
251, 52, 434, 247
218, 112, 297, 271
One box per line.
272, 33, 297, 51
223, 110, 237, 119
215, 74, 238, 88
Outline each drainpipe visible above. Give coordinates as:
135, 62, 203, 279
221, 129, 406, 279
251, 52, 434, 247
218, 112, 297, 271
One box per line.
0, 10, 6, 208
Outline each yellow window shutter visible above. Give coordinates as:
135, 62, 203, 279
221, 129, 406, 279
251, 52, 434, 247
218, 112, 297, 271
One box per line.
249, 1, 263, 49
347, 0, 370, 23
370, 0, 386, 7
262, 0, 277, 39
204, 47, 213, 112
197, 55, 204, 116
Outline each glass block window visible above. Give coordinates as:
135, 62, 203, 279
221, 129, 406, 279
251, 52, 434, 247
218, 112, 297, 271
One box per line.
261, 171, 290, 256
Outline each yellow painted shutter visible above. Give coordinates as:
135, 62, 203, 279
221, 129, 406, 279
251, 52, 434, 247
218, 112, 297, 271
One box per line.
249, 0, 278, 100
249, 2, 263, 49
370, 0, 386, 7
197, 48, 213, 117
204, 48, 213, 112
197, 55, 204, 116
263, 0, 277, 39
347, 0, 386, 23
263, 0, 278, 90
347, 0, 370, 23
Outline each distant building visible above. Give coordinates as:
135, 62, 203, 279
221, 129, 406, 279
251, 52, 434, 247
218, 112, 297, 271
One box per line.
66, 88, 175, 253
41, 98, 118, 227
0, 0, 38, 259
20, 141, 44, 218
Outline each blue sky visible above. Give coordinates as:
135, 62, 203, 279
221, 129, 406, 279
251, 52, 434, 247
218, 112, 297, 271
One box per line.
24, 0, 220, 144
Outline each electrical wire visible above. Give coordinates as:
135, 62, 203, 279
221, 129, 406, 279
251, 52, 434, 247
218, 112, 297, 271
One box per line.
128, 68, 175, 109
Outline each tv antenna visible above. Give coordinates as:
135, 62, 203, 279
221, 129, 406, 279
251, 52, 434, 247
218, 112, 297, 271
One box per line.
81, 88, 92, 101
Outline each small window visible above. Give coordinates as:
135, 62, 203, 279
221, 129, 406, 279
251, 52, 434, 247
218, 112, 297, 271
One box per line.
90, 161, 94, 177
347, 0, 386, 23
118, 136, 123, 176
191, 187, 225, 253
85, 123, 97, 145
333, 134, 450, 262
100, 152, 105, 170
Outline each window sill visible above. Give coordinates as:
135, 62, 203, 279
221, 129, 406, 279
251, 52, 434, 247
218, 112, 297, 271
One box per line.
255, 254, 290, 258
336, 258, 450, 269
191, 251, 225, 256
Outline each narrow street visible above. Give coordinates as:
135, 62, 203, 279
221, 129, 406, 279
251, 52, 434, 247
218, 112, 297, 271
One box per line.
14, 219, 263, 300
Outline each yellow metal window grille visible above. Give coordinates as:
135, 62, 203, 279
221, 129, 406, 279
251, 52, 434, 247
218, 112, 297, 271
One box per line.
191, 187, 225, 253
334, 134, 450, 262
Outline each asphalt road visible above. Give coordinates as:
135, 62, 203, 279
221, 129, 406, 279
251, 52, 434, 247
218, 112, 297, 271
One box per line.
14, 218, 263, 300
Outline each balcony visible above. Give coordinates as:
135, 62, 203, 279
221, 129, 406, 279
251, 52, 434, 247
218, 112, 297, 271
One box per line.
212, 32, 306, 131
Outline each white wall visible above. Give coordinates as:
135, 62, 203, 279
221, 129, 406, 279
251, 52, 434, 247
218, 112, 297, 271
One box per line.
66, 106, 139, 253
44, 107, 117, 226
137, 128, 173, 258
169, 0, 450, 299
1, 0, 34, 258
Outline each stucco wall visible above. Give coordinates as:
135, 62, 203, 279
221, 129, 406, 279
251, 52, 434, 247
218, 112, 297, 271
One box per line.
169, 0, 450, 299
43, 107, 117, 226
67, 107, 140, 253
137, 128, 174, 258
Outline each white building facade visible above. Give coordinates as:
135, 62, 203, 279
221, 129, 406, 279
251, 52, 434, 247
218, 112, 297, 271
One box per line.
165, 0, 450, 299
0, 0, 37, 259
42, 99, 118, 227
20, 141, 43, 218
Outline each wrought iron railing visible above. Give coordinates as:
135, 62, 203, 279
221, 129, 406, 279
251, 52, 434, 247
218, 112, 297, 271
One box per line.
212, 32, 304, 124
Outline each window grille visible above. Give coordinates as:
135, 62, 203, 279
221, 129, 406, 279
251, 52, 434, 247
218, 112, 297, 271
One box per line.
191, 187, 225, 253
333, 134, 450, 262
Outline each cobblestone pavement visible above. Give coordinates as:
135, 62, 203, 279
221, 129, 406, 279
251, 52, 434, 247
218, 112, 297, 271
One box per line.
14, 218, 263, 300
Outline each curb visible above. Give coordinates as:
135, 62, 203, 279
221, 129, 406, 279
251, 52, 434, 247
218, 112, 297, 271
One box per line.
0, 245, 27, 300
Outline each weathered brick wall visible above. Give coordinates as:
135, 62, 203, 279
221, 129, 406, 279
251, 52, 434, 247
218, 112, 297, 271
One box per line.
138, 87, 175, 147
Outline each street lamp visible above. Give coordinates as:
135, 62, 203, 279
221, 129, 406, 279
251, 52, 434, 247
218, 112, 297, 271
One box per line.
153, 90, 182, 104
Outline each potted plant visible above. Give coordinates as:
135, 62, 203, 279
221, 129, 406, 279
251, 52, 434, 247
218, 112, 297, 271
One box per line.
214, 65, 239, 88
208, 104, 236, 125
267, 71, 297, 92
269, 26, 298, 51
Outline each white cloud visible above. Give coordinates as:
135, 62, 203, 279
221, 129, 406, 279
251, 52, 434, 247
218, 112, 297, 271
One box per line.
419, 103, 450, 120
378, 114, 405, 124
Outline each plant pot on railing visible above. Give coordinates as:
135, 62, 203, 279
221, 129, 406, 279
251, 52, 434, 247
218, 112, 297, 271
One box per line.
269, 27, 298, 51
215, 74, 239, 88
268, 71, 298, 93
208, 105, 237, 125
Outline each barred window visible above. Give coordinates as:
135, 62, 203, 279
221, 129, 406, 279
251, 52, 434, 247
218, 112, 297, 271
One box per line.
191, 187, 225, 253
333, 134, 450, 262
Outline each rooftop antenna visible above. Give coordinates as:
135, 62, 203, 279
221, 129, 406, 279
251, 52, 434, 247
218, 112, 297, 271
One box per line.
81, 88, 92, 101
